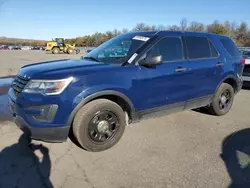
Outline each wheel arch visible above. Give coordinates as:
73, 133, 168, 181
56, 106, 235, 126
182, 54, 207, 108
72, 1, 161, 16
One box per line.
51, 46, 60, 50
66, 90, 136, 127
215, 75, 239, 94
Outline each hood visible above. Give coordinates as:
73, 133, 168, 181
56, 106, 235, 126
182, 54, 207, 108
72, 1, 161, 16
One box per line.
18, 59, 114, 79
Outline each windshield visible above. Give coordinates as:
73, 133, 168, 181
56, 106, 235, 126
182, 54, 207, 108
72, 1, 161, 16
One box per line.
82, 33, 151, 65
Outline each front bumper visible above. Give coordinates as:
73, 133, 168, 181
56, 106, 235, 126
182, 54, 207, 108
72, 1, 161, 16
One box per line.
14, 115, 70, 142
8, 88, 71, 143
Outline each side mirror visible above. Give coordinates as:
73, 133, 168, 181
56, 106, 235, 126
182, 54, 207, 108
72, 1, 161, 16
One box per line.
139, 54, 162, 66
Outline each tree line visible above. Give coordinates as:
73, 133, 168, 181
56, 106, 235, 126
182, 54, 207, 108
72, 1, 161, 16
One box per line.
0, 37, 46, 46
1, 19, 250, 47
65, 19, 250, 47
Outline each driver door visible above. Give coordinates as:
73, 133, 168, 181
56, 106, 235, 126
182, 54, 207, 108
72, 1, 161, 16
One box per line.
134, 34, 193, 113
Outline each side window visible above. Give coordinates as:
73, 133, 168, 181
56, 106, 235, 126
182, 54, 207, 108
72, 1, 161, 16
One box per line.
209, 40, 219, 57
185, 36, 211, 59
146, 37, 183, 62
220, 38, 241, 57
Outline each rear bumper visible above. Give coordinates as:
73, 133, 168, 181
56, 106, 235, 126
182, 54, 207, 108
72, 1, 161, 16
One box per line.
236, 75, 243, 93
14, 115, 70, 142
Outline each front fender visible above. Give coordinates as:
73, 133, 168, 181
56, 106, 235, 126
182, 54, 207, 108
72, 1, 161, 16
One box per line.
66, 88, 135, 127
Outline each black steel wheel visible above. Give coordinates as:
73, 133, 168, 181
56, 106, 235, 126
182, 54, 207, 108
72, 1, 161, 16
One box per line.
73, 99, 126, 152
218, 89, 232, 111
88, 111, 120, 143
209, 83, 234, 116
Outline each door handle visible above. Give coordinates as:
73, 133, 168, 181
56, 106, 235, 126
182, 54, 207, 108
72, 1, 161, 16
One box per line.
216, 62, 224, 67
175, 68, 187, 72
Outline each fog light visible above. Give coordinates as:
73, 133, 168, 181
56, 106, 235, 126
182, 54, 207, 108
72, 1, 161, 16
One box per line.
25, 105, 58, 123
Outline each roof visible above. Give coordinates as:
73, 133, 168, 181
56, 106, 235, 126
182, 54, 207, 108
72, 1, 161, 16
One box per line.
127, 30, 230, 38
125, 31, 158, 37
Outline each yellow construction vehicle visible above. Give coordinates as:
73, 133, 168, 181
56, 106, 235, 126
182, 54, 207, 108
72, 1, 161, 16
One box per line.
45, 38, 80, 54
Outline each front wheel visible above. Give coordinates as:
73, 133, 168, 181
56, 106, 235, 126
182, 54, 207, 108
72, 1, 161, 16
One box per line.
67, 48, 74, 54
208, 83, 234, 116
73, 99, 126, 152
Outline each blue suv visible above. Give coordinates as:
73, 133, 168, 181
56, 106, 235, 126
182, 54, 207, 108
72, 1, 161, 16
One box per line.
8, 31, 244, 152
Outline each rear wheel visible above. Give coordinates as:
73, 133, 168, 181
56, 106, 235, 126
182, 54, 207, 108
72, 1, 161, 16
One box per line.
73, 99, 126, 152
67, 48, 74, 54
208, 83, 234, 116
52, 47, 60, 54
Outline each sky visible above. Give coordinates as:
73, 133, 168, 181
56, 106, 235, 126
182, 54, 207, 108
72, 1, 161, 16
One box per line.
0, 0, 249, 40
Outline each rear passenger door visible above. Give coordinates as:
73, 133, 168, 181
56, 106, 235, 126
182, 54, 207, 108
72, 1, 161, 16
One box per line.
184, 33, 222, 101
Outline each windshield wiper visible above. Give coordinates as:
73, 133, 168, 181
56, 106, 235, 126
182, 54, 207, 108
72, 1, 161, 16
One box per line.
83, 56, 100, 62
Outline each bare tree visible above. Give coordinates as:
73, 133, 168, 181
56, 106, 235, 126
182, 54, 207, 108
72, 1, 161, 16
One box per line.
236, 22, 250, 47
223, 21, 237, 40
121, 28, 129, 33
105, 31, 114, 39
188, 21, 205, 32
224, 20, 231, 33
92, 32, 105, 46
133, 23, 147, 31
167, 25, 180, 31
132, 23, 156, 31
112, 29, 121, 36
180, 18, 188, 31
151, 25, 157, 31
144, 25, 153, 31
206, 20, 227, 35
157, 24, 167, 31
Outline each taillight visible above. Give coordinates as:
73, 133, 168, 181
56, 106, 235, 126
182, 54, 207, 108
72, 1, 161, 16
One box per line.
241, 59, 245, 66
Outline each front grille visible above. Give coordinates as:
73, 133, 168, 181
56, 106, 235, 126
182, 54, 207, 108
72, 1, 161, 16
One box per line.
12, 75, 29, 95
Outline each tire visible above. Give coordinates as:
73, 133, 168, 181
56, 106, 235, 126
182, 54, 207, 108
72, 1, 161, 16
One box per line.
73, 99, 126, 152
67, 48, 74, 54
52, 47, 60, 54
208, 83, 234, 116
76, 49, 80, 54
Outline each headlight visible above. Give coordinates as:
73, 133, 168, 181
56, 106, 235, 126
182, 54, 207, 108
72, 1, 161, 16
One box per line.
23, 77, 74, 95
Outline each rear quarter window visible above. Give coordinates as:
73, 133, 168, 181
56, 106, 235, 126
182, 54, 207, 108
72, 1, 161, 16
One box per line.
220, 38, 241, 57
209, 40, 219, 57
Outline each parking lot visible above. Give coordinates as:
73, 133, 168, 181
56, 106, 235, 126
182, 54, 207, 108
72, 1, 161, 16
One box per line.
0, 51, 250, 188
0, 50, 82, 77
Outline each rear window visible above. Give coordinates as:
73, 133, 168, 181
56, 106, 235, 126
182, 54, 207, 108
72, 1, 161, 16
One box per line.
220, 38, 241, 57
185, 36, 211, 59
